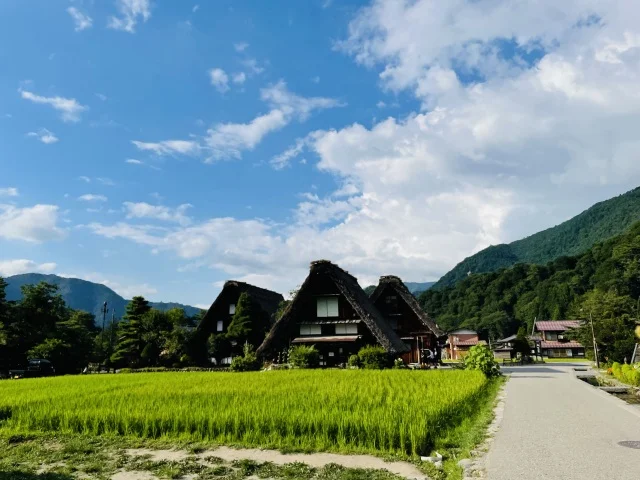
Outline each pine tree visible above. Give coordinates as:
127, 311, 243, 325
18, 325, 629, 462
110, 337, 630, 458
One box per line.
226, 292, 269, 355
111, 296, 150, 367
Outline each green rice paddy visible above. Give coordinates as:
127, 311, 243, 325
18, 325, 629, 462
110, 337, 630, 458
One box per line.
0, 370, 493, 457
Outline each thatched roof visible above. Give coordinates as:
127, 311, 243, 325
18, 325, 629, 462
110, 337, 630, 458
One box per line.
257, 260, 410, 356
197, 280, 283, 333
370, 275, 445, 337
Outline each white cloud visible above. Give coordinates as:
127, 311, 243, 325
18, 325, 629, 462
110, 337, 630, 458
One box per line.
232, 72, 246, 84
271, 137, 309, 170
209, 68, 230, 93
97, 177, 116, 186
0, 204, 65, 243
192, 5, 200, 13
96, 93, 108, 101
78, 176, 91, 183
78, 194, 108, 202
205, 110, 288, 161
123, 202, 193, 225
234, 42, 249, 52
86, 0, 640, 293
19, 89, 87, 122
205, 81, 343, 161
67, 7, 93, 31
241, 58, 265, 75
125, 159, 143, 165
0, 259, 57, 277
27, 128, 59, 144
311, 76, 320, 83
0, 188, 18, 197
261, 80, 345, 120
108, 0, 151, 33
132, 140, 200, 156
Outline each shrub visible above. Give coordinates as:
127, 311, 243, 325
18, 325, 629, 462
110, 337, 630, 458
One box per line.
393, 358, 406, 369
347, 354, 360, 368
464, 345, 500, 378
613, 363, 640, 386
357, 345, 389, 370
288, 345, 320, 369
230, 343, 261, 372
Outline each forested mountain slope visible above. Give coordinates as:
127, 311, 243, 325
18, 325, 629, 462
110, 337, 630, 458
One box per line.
434, 187, 640, 289
419, 221, 640, 361
5, 274, 202, 322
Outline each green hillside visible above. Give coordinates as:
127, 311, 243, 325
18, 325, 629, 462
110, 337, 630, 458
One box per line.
419, 221, 640, 362
434, 186, 640, 289
5, 274, 202, 323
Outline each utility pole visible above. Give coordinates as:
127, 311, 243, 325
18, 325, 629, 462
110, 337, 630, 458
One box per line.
109, 310, 115, 357
101, 301, 108, 360
589, 310, 600, 369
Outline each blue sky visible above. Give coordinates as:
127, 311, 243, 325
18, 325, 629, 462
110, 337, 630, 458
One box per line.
2, 0, 640, 309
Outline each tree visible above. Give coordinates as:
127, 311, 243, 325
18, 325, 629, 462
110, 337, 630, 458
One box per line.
207, 333, 231, 365
111, 296, 150, 367
225, 292, 269, 355
512, 327, 531, 358
568, 289, 636, 363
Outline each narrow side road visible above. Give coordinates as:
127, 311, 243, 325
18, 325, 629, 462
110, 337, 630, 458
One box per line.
485, 364, 640, 480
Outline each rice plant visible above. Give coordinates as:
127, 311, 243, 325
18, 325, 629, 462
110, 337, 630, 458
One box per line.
0, 370, 491, 457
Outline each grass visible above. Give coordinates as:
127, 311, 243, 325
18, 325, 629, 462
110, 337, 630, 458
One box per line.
543, 357, 589, 363
0, 370, 493, 458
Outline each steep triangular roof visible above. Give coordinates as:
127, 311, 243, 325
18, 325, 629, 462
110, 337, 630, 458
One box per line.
197, 280, 284, 333
370, 275, 445, 337
257, 260, 410, 356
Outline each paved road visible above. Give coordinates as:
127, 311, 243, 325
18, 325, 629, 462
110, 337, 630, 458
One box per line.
485, 364, 640, 480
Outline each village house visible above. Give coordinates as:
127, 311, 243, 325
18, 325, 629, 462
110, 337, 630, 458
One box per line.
492, 334, 517, 360
444, 329, 485, 360
369, 275, 445, 364
197, 280, 284, 364
532, 320, 585, 358
257, 260, 410, 366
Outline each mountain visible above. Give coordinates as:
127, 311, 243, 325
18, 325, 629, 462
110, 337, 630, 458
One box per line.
363, 281, 435, 296
403, 282, 436, 295
418, 221, 640, 361
434, 186, 640, 289
4, 274, 203, 323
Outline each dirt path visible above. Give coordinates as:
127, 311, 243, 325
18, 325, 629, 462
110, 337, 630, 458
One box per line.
125, 446, 428, 480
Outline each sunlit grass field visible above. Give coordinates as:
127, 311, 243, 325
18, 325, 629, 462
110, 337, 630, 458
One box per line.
0, 370, 494, 457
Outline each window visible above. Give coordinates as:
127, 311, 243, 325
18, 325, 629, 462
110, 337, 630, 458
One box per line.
229, 304, 236, 315
216, 320, 223, 332
300, 324, 321, 336
221, 357, 232, 365
335, 324, 358, 335
328, 352, 335, 357
317, 297, 339, 317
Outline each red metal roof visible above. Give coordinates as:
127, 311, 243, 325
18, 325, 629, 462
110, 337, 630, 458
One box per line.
535, 321, 581, 331
541, 341, 584, 349
292, 336, 360, 343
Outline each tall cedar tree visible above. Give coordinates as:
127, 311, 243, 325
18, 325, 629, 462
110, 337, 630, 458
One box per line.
225, 292, 270, 355
111, 296, 151, 367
